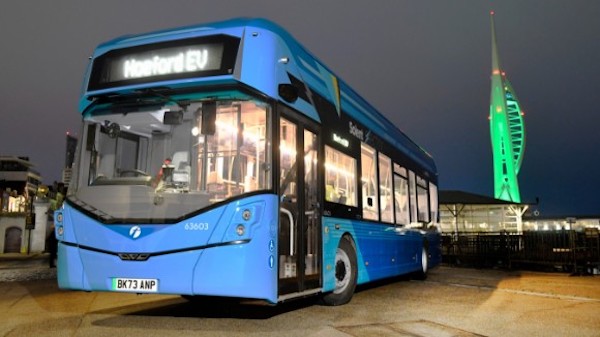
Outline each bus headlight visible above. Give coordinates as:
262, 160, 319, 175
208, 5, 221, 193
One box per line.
236, 224, 245, 236
242, 209, 252, 221
57, 226, 64, 236
56, 212, 63, 224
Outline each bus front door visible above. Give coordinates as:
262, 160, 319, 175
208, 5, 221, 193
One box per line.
278, 113, 321, 297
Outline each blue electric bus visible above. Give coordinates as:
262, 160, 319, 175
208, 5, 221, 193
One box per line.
55, 18, 441, 305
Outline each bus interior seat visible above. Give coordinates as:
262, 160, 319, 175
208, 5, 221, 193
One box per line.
171, 151, 191, 186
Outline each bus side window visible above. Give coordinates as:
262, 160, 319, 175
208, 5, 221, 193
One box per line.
324, 146, 357, 207
325, 180, 338, 202
361, 143, 378, 220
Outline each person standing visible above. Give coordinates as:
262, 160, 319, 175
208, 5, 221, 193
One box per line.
47, 224, 58, 268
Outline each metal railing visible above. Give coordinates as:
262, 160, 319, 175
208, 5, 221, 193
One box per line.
442, 229, 600, 273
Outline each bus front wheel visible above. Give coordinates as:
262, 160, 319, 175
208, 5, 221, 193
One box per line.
322, 236, 357, 306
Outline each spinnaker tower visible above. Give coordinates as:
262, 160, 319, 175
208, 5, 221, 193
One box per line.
489, 11, 526, 203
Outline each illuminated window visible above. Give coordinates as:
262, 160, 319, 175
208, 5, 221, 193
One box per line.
429, 183, 438, 223
279, 118, 297, 200
393, 164, 409, 225
325, 146, 357, 207
378, 153, 393, 223
198, 101, 271, 201
416, 176, 430, 222
409, 171, 417, 223
360, 143, 378, 220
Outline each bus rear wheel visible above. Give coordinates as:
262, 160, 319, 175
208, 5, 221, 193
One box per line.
321, 236, 357, 306
413, 245, 429, 280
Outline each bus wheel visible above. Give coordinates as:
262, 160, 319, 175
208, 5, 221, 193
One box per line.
322, 236, 357, 306
414, 246, 429, 280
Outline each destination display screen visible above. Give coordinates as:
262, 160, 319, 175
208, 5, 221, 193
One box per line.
88, 35, 240, 91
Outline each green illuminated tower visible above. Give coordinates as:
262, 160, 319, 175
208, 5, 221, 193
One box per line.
489, 11, 525, 203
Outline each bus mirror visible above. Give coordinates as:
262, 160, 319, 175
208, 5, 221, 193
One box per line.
163, 110, 183, 125
278, 84, 298, 103
201, 101, 217, 135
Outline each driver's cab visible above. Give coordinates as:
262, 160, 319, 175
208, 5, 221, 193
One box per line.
68, 96, 272, 221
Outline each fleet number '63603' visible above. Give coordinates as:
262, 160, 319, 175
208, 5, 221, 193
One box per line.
184, 222, 209, 230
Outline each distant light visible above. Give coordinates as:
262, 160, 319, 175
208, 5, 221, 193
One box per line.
66, 131, 70, 135
521, 112, 525, 116
490, 11, 495, 15
496, 106, 502, 113
501, 72, 506, 76
492, 70, 500, 75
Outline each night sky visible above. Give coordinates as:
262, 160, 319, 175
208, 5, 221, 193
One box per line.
1, 1, 598, 216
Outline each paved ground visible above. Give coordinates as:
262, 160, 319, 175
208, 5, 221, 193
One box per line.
0, 253, 56, 283
0, 256, 599, 337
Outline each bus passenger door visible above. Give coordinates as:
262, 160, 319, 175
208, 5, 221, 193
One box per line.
278, 112, 321, 297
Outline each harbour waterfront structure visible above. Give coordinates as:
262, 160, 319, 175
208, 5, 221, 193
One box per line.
439, 190, 600, 234
439, 190, 529, 234
489, 12, 526, 203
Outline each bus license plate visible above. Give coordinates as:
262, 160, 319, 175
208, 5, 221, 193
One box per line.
112, 278, 158, 293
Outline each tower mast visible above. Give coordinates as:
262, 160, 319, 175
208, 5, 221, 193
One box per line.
489, 11, 526, 202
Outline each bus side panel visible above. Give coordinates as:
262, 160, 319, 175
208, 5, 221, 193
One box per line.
426, 230, 442, 268
322, 218, 423, 293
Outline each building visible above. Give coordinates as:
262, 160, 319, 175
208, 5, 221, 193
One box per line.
440, 190, 600, 234
61, 133, 78, 187
440, 190, 529, 234
523, 215, 600, 231
0, 156, 44, 253
0, 156, 41, 211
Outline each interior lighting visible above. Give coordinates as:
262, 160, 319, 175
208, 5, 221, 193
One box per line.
325, 163, 355, 178
214, 120, 261, 143
279, 143, 297, 157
